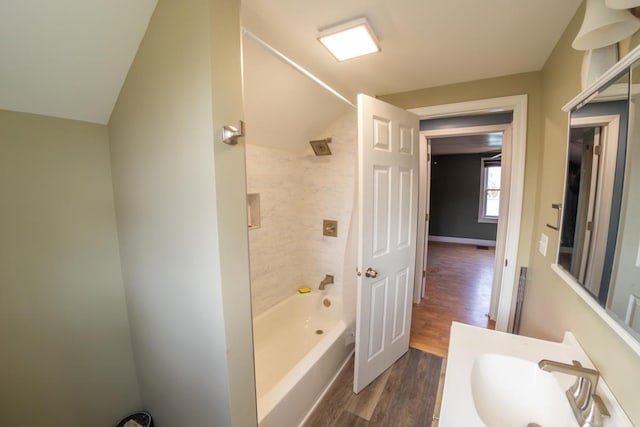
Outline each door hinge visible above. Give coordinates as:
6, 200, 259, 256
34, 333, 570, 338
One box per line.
505, 259, 508, 267
427, 153, 431, 161
422, 270, 426, 278
425, 213, 430, 222
587, 221, 594, 231
594, 145, 601, 156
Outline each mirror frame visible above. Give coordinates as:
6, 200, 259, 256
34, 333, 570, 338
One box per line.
556, 44, 640, 356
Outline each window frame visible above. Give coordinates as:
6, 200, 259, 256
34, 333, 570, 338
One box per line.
479, 156, 501, 223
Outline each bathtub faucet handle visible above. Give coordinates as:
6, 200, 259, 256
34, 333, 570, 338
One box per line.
319, 274, 334, 290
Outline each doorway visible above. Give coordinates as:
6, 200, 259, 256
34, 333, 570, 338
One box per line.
410, 128, 507, 356
420, 124, 511, 313
561, 114, 621, 300
410, 95, 528, 334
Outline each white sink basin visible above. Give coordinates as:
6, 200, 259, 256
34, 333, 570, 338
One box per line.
438, 323, 632, 427
470, 353, 577, 427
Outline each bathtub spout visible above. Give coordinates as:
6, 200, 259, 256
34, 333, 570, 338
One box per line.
319, 274, 334, 290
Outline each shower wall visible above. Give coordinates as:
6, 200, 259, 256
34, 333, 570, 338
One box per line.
246, 110, 357, 316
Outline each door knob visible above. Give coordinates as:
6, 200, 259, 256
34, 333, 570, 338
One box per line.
365, 268, 379, 278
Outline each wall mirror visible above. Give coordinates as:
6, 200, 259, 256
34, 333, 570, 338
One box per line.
558, 50, 640, 343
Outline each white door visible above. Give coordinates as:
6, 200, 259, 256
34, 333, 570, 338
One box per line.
578, 128, 600, 284
354, 94, 419, 393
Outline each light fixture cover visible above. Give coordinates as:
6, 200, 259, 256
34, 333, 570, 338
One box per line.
605, 0, 640, 9
581, 44, 619, 89
318, 18, 380, 61
573, 0, 640, 50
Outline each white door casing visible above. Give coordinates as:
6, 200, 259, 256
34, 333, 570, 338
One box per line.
410, 95, 527, 332
422, 141, 432, 300
490, 126, 511, 320
417, 124, 511, 321
569, 115, 620, 296
414, 139, 432, 302
579, 127, 600, 284
354, 94, 419, 393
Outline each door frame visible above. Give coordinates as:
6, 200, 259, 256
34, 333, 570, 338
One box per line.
567, 114, 620, 296
416, 124, 512, 322
415, 140, 432, 300
409, 95, 527, 332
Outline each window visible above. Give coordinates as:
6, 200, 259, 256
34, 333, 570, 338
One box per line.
479, 157, 501, 223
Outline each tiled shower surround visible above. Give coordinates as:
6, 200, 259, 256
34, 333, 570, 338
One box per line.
246, 111, 357, 316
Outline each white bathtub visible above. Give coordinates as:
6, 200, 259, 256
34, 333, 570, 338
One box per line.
253, 291, 354, 426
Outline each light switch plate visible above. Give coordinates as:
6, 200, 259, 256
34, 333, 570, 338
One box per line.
538, 233, 549, 257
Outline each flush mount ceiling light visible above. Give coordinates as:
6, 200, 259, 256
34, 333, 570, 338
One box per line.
318, 18, 380, 61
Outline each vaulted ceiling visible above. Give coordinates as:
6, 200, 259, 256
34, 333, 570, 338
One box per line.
0, 0, 157, 124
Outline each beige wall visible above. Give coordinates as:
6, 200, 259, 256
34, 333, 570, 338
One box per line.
0, 110, 140, 426
108, 0, 256, 425
380, 71, 544, 324
523, 3, 640, 424
208, 0, 257, 423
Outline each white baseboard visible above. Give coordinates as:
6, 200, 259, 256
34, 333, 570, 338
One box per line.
428, 235, 496, 247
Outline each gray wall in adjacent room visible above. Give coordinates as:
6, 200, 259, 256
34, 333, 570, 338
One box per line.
430, 153, 498, 241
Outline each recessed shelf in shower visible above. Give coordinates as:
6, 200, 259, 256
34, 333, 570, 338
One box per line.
247, 193, 261, 229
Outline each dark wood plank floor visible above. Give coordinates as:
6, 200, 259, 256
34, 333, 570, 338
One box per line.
410, 242, 496, 358
304, 349, 443, 427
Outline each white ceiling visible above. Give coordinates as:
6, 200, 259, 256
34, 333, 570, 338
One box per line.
241, 0, 581, 152
0, 0, 157, 124
0, 0, 581, 132
241, 0, 582, 101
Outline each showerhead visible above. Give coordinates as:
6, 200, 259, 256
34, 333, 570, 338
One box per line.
309, 138, 332, 156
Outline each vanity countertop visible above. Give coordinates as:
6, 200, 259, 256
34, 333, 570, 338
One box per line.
438, 322, 632, 427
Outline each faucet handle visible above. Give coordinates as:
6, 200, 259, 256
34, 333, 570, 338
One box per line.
592, 395, 610, 417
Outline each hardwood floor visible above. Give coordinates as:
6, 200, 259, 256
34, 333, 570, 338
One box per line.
410, 241, 496, 358
303, 349, 443, 427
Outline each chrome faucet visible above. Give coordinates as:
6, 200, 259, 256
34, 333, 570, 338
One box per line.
538, 359, 609, 427
319, 274, 334, 290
